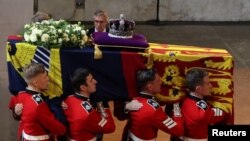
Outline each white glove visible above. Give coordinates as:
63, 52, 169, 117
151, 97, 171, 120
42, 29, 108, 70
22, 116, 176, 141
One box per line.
14, 103, 23, 116
125, 100, 143, 111
97, 102, 108, 118
61, 101, 68, 110
173, 102, 182, 117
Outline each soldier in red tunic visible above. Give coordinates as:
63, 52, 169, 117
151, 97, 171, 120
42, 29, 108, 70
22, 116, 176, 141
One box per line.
181, 68, 226, 141
14, 63, 66, 141
127, 68, 184, 141
63, 68, 115, 141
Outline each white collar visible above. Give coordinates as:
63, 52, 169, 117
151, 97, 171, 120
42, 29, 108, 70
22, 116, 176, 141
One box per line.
140, 91, 153, 96
75, 92, 89, 98
190, 92, 203, 99
95, 28, 106, 32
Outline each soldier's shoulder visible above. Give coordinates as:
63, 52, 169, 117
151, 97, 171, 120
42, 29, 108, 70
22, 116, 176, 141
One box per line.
81, 101, 93, 113
147, 99, 160, 109
32, 94, 44, 105
196, 100, 208, 110
64, 95, 74, 100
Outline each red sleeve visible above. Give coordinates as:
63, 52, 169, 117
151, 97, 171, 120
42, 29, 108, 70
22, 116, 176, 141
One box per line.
36, 102, 66, 136
9, 96, 17, 110
9, 96, 21, 120
192, 105, 226, 125
152, 108, 184, 137
85, 109, 115, 134
206, 107, 226, 124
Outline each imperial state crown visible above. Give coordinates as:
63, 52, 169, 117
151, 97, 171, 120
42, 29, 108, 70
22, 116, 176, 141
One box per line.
108, 14, 135, 39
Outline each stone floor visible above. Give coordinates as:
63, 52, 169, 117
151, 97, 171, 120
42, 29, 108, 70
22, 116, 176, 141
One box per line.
1, 23, 250, 141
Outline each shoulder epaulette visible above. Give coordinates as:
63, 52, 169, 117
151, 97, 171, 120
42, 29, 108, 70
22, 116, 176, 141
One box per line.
147, 99, 160, 109
81, 101, 93, 113
32, 94, 43, 105
196, 100, 208, 110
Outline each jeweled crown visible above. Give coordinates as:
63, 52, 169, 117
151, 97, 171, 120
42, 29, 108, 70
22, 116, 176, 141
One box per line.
108, 14, 135, 39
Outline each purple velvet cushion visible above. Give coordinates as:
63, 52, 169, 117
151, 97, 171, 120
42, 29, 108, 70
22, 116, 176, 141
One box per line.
92, 32, 149, 48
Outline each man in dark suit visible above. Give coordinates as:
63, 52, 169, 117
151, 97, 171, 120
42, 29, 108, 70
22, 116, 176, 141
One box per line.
87, 10, 109, 38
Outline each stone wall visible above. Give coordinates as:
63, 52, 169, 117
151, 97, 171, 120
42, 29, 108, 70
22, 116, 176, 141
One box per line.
0, 0, 250, 38
38, 0, 250, 21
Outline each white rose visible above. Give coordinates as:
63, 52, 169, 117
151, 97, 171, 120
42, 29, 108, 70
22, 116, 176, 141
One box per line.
81, 30, 86, 35
30, 33, 37, 42
24, 33, 30, 42
58, 29, 62, 33
32, 28, 39, 34
49, 25, 55, 29
55, 21, 60, 25
24, 24, 30, 28
59, 19, 65, 23
41, 34, 50, 42
41, 20, 49, 25
53, 39, 57, 44
52, 29, 57, 34
66, 25, 71, 29
76, 27, 81, 31
37, 29, 43, 36
58, 38, 63, 43
31, 26, 35, 30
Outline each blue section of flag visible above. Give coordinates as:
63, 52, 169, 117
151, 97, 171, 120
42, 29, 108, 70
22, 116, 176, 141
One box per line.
7, 62, 26, 95
60, 46, 129, 102
7, 42, 131, 101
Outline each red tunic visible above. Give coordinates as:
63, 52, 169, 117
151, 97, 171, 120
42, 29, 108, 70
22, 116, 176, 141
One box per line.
16, 90, 66, 141
181, 94, 226, 139
9, 95, 23, 141
63, 94, 115, 141
129, 93, 184, 140
9, 95, 18, 110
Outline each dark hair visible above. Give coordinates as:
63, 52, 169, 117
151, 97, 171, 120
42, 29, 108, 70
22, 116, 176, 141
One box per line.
23, 63, 46, 83
185, 68, 208, 92
136, 68, 156, 91
70, 68, 90, 93
31, 11, 51, 23
94, 10, 108, 19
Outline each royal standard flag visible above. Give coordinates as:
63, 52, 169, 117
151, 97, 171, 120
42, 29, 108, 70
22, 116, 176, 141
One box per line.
6, 38, 234, 124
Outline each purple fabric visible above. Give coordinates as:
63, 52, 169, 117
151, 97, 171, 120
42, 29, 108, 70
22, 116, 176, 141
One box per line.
92, 32, 149, 48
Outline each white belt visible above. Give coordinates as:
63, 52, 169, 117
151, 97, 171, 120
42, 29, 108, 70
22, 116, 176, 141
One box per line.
129, 131, 156, 141
70, 137, 96, 141
22, 131, 50, 140
184, 137, 207, 141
